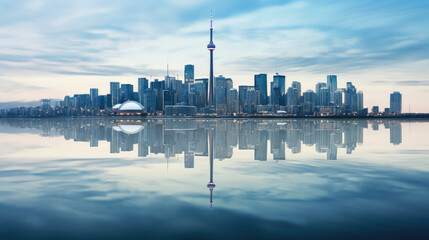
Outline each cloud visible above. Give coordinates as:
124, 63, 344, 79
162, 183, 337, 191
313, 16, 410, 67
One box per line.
373, 80, 429, 86
0, 79, 46, 92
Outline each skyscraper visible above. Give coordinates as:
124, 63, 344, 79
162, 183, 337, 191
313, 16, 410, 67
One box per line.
345, 82, 357, 112
273, 74, 286, 95
327, 75, 337, 103
184, 64, 194, 83
390, 91, 402, 114
315, 82, 327, 106
227, 88, 238, 114
239, 86, 249, 113
138, 77, 148, 105
110, 82, 120, 107
271, 74, 285, 105
357, 91, 364, 111
254, 73, 268, 105
120, 84, 134, 102
90, 88, 98, 109
207, 13, 216, 108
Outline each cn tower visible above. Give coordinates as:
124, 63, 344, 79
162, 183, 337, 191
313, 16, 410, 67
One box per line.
207, 12, 216, 108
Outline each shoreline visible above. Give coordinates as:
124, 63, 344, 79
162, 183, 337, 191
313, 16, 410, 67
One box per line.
1, 114, 429, 120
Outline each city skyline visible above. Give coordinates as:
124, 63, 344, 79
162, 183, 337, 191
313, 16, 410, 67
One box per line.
1, 1, 429, 112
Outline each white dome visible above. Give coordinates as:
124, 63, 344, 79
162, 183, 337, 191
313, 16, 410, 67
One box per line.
112, 104, 122, 109
118, 101, 144, 111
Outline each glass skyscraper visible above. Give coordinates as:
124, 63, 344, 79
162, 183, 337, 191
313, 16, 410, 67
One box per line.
390, 91, 402, 114
254, 74, 268, 105
110, 82, 120, 106
184, 64, 194, 83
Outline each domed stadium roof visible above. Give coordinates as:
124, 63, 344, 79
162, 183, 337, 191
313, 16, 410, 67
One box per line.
112, 104, 122, 110
118, 101, 144, 111
113, 124, 144, 134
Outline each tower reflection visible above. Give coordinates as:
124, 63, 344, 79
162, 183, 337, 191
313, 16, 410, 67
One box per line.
207, 128, 215, 212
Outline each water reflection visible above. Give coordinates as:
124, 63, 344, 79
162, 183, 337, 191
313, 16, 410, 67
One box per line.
0, 118, 404, 161
0, 118, 429, 239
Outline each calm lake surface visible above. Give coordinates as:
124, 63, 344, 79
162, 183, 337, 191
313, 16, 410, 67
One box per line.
0, 118, 429, 239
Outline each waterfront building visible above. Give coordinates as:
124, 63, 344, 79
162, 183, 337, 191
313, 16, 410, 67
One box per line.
390, 91, 402, 114
165, 105, 197, 116
112, 100, 145, 115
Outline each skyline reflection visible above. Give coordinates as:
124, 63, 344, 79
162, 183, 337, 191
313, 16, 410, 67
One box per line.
0, 118, 428, 239
0, 118, 405, 162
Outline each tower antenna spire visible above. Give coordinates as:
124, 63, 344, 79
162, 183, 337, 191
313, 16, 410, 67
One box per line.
210, 10, 213, 29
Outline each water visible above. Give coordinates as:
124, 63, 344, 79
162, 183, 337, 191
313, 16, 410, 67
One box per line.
0, 118, 428, 239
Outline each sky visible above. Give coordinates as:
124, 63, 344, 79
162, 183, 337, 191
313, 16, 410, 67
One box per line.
0, 0, 429, 112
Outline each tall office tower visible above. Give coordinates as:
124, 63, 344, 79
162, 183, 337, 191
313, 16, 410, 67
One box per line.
303, 90, 316, 114
315, 82, 327, 106
334, 89, 343, 106
372, 106, 379, 115
320, 87, 329, 106
110, 82, 120, 106
150, 79, 165, 111
120, 84, 134, 102
390, 91, 402, 114
254, 73, 268, 105
286, 87, 299, 106
345, 82, 357, 112
270, 82, 281, 105
207, 13, 216, 108
90, 88, 99, 109
227, 88, 238, 114
327, 75, 337, 102
184, 64, 195, 83
138, 77, 148, 105
357, 91, 364, 110
246, 87, 257, 114
195, 78, 208, 106
214, 75, 227, 112
239, 86, 249, 113
291, 81, 301, 97
273, 73, 286, 95
64, 96, 72, 108
144, 89, 156, 113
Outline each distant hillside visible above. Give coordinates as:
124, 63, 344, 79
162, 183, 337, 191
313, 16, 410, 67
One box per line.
0, 100, 61, 109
